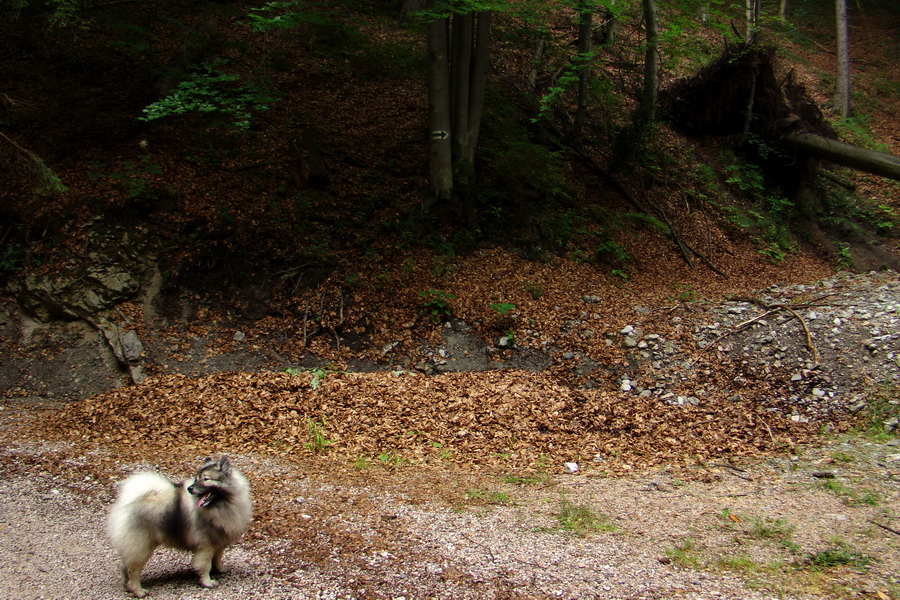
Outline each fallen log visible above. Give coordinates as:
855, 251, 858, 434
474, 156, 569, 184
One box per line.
781, 132, 900, 181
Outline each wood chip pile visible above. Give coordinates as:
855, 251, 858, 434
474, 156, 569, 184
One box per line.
40, 370, 816, 472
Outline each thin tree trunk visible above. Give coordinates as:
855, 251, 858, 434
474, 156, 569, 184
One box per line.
571, 1, 593, 139
526, 36, 546, 94
745, 0, 760, 43
835, 0, 851, 117
740, 76, 757, 146
599, 0, 619, 45
637, 0, 658, 128
698, 3, 709, 24
426, 9, 452, 211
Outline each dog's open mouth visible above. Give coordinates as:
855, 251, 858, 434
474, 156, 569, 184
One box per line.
195, 492, 215, 508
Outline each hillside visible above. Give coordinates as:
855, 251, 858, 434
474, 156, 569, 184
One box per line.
2, 0, 899, 390
1, 3, 900, 598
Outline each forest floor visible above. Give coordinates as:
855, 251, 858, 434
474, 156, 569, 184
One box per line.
2, 269, 900, 600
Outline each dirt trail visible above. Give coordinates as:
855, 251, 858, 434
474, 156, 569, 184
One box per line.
1, 421, 898, 600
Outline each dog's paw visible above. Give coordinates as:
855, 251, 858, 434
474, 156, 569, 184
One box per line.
199, 577, 219, 589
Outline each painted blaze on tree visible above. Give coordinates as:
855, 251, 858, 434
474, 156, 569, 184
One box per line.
420, 0, 500, 226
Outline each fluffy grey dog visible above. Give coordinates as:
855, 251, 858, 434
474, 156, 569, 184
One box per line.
108, 456, 253, 597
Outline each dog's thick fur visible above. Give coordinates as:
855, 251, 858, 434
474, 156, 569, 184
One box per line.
108, 456, 253, 598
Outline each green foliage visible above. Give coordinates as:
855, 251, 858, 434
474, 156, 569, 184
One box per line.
722, 157, 797, 262
748, 516, 795, 543
464, 487, 510, 505
523, 282, 543, 300
244, 0, 365, 58
140, 64, 278, 130
304, 418, 333, 452
664, 538, 700, 568
595, 237, 629, 264
864, 382, 900, 441
803, 546, 873, 571
820, 478, 881, 507
833, 112, 886, 152
724, 160, 766, 195
245, 0, 329, 32
0, 244, 24, 273
489, 302, 516, 316
534, 47, 602, 122
555, 498, 615, 537
419, 288, 456, 321
377, 450, 407, 467
491, 140, 569, 201
102, 155, 164, 200
410, 0, 509, 21
836, 243, 853, 270
285, 365, 341, 390
670, 283, 697, 303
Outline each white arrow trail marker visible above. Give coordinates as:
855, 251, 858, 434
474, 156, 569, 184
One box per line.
431, 130, 449, 140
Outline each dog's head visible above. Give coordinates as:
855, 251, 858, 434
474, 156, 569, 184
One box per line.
187, 456, 234, 509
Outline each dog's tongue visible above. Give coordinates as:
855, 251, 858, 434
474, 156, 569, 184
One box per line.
196, 493, 211, 508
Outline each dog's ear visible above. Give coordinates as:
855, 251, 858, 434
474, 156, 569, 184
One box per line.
218, 455, 232, 473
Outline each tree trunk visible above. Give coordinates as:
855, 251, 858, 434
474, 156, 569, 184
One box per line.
745, 0, 760, 43
637, 0, 658, 128
426, 9, 452, 211
526, 36, 546, 94
465, 11, 490, 165
451, 11, 491, 224
571, 1, 593, 139
599, 0, 619, 46
424, 4, 492, 225
835, 0, 851, 117
782, 132, 900, 181
451, 12, 473, 164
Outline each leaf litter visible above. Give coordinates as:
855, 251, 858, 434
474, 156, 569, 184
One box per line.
38, 368, 818, 474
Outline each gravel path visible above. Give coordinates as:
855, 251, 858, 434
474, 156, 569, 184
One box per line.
2, 271, 900, 599
0, 471, 329, 599
1, 430, 898, 600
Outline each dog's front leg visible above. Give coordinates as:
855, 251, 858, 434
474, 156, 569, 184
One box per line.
211, 547, 226, 575
191, 547, 218, 588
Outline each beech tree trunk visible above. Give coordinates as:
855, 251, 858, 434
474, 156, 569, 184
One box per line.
425, 4, 491, 225
835, 0, 851, 117
783, 132, 900, 181
426, 7, 452, 211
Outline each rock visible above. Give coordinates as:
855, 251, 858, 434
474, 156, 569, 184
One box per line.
649, 478, 675, 492
120, 330, 144, 363
563, 462, 579, 473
